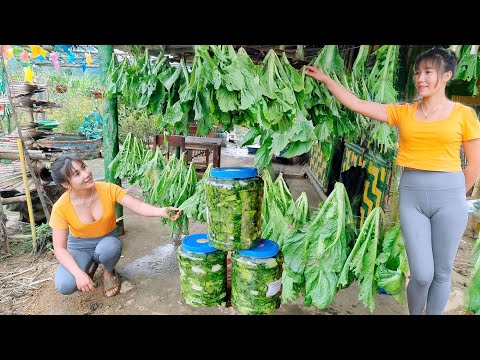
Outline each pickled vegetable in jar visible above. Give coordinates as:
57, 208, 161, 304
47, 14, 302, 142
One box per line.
231, 239, 283, 315
205, 167, 263, 251
177, 233, 227, 307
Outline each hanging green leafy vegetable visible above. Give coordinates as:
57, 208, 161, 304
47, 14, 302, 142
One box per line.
179, 163, 213, 223
108, 132, 148, 185
451, 45, 480, 96
338, 207, 384, 312
465, 231, 480, 314
366, 45, 400, 158
375, 223, 409, 304
280, 182, 355, 308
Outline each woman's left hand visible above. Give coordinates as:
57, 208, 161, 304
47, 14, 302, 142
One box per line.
161, 206, 182, 221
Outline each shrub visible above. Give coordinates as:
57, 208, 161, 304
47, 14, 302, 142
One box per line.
118, 107, 158, 146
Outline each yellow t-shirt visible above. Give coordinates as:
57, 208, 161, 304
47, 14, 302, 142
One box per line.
386, 102, 480, 171
49, 181, 127, 238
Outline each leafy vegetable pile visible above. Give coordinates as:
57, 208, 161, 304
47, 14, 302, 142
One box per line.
177, 246, 227, 307
231, 251, 284, 315
205, 175, 263, 250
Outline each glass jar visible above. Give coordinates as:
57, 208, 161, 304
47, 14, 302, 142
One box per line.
205, 167, 263, 251
177, 233, 227, 307
231, 239, 283, 315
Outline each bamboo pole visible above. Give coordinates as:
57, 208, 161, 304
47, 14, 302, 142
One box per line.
17, 139, 36, 251
98, 45, 124, 235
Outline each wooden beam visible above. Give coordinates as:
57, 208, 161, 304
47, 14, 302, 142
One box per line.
0, 195, 27, 204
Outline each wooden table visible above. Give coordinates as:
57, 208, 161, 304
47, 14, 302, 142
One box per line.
185, 136, 222, 168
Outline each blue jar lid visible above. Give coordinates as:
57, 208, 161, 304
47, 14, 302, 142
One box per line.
210, 167, 258, 179
238, 239, 279, 258
182, 233, 218, 254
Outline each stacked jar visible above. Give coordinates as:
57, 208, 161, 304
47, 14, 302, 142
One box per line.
177, 233, 227, 307
205, 167, 263, 251
204, 167, 283, 314
231, 238, 283, 315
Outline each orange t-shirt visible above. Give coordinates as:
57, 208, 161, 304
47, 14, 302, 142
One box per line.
386, 102, 480, 171
49, 181, 127, 238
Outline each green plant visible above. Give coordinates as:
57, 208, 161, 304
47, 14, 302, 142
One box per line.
118, 107, 158, 146
17, 223, 53, 254
35, 223, 53, 252
48, 95, 97, 134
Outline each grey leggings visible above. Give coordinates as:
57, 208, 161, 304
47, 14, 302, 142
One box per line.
399, 170, 467, 315
54, 229, 122, 295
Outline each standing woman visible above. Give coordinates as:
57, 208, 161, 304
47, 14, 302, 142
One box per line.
49, 156, 182, 298
305, 46, 480, 315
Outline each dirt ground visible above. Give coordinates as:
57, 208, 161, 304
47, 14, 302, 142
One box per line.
0, 142, 476, 315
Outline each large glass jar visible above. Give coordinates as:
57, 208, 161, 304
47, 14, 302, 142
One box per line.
177, 233, 227, 307
205, 167, 263, 251
231, 239, 283, 315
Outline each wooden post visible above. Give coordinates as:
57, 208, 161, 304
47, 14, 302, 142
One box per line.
98, 45, 124, 235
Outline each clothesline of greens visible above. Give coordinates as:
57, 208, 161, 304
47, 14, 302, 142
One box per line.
104, 45, 402, 168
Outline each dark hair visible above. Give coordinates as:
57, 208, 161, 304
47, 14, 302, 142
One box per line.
51, 155, 85, 186
414, 46, 458, 80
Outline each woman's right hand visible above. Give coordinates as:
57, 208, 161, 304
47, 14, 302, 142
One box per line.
76, 272, 95, 292
305, 65, 329, 83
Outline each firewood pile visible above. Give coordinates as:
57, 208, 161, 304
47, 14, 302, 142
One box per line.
0, 161, 31, 192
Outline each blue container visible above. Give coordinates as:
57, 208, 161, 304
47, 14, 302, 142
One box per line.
238, 238, 279, 258
177, 233, 227, 307
181, 233, 218, 254
210, 167, 258, 179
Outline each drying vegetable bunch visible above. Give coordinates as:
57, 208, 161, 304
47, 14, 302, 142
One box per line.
375, 223, 409, 304
108, 132, 148, 185
304, 45, 355, 160
281, 182, 355, 308
338, 208, 408, 312
178, 163, 213, 223
136, 146, 165, 196
465, 232, 480, 314
177, 247, 227, 307
261, 171, 310, 249
231, 252, 284, 315
146, 153, 198, 239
